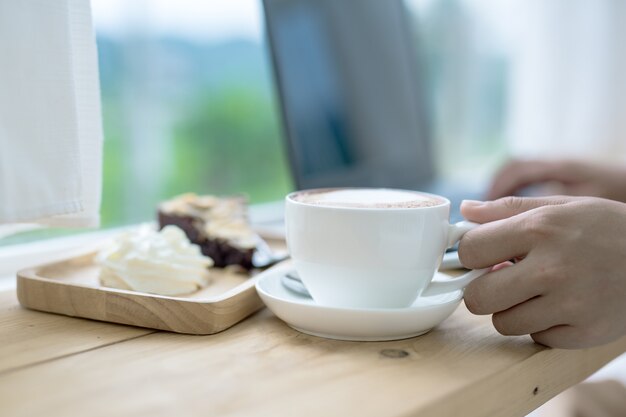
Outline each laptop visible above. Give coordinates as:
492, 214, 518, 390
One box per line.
256, 0, 481, 235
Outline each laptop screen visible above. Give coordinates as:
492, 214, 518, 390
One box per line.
263, 0, 434, 190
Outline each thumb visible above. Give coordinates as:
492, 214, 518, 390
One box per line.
460, 196, 573, 223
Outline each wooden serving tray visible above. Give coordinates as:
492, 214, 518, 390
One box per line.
16, 250, 285, 335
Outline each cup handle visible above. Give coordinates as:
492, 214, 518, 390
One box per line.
421, 221, 489, 297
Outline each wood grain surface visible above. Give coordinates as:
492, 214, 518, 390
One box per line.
0, 290, 153, 375
2, 286, 625, 417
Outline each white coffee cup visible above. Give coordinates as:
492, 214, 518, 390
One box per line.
285, 188, 489, 309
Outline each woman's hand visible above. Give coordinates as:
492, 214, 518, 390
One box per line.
487, 159, 626, 203
458, 196, 626, 349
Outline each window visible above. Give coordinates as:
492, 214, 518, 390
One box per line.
94, 0, 292, 228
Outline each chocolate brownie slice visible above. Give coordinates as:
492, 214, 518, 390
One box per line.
158, 193, 257, 270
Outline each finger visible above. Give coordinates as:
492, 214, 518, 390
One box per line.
460, 196, 573, 224
458, 215, 534, 269
491, 296, 565, 336
531, 325, 586, 349
464, 259, 544, 315
487, 160, 569, 200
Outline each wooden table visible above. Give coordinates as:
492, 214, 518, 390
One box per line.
2, 280, 625, 417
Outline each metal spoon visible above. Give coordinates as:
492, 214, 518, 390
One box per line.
252, 236, 289, 269
282, 272, 311, 297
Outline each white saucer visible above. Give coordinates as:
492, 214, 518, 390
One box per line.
256, 266, 463, 341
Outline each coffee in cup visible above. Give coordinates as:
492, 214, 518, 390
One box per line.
291, 188, 444, 209
285, 188, 488, 309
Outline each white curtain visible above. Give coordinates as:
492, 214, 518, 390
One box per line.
0, 0, 103, 235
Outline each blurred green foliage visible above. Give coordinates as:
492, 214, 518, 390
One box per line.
166, 87, 292, 203
99, 86, 292, 228
95, 35, 294, 229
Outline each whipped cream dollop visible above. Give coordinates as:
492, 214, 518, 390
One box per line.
97, 225, 214, 296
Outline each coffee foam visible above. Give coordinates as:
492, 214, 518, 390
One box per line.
292, 189, 444, 209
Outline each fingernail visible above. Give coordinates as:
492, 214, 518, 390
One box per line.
461, 200, 485, 208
